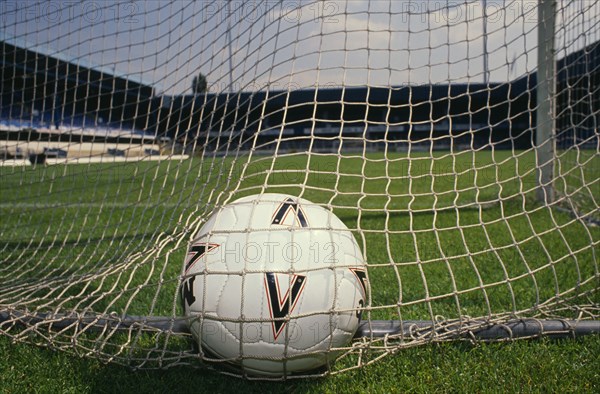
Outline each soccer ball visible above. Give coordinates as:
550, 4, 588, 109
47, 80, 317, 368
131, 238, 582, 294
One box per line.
180, 193, 367, 376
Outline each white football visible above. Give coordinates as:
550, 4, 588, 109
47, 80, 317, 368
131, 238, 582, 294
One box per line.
181, 193, 367, 376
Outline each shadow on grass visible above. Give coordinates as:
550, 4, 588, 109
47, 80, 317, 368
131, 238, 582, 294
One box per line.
3, 335, 600, 393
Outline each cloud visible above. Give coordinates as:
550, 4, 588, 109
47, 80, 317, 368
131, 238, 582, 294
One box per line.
2, 0, 595, 93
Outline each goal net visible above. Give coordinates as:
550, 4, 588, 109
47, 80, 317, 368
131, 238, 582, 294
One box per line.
0, 0, 598, 378
554, 1, 600, 225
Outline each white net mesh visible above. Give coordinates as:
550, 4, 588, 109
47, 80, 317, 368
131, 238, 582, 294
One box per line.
555, 1, 599, 224
0, 0, 598, 378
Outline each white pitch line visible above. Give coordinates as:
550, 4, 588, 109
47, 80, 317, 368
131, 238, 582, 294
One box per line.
0, 202, 186, 209
0, 155, 190, 167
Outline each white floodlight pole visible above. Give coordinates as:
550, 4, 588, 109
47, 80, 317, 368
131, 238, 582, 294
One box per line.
482, 0, 489, 85
227, 0, 234, 92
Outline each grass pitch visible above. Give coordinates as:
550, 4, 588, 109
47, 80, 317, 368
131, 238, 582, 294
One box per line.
1, 335, 599, 393
1, 149, 598, 391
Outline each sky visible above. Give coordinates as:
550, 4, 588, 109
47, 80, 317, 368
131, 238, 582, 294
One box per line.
1, 0, 598, 95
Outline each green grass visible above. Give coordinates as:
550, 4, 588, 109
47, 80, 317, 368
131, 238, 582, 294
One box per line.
1, 149, 598, 391
1, 336, 598, 393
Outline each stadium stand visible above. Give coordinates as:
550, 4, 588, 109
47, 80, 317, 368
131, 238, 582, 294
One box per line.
2, 31, 597, 161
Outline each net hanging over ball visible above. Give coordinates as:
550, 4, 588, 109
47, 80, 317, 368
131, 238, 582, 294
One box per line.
0, 0, 598, 379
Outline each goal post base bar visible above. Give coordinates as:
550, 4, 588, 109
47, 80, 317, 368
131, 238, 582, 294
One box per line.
354, 318, 600, 340
1, 311, 598, 340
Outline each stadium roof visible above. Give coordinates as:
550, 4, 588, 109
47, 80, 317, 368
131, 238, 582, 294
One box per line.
557, 39, 600, 81
0, 31, 155, 97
